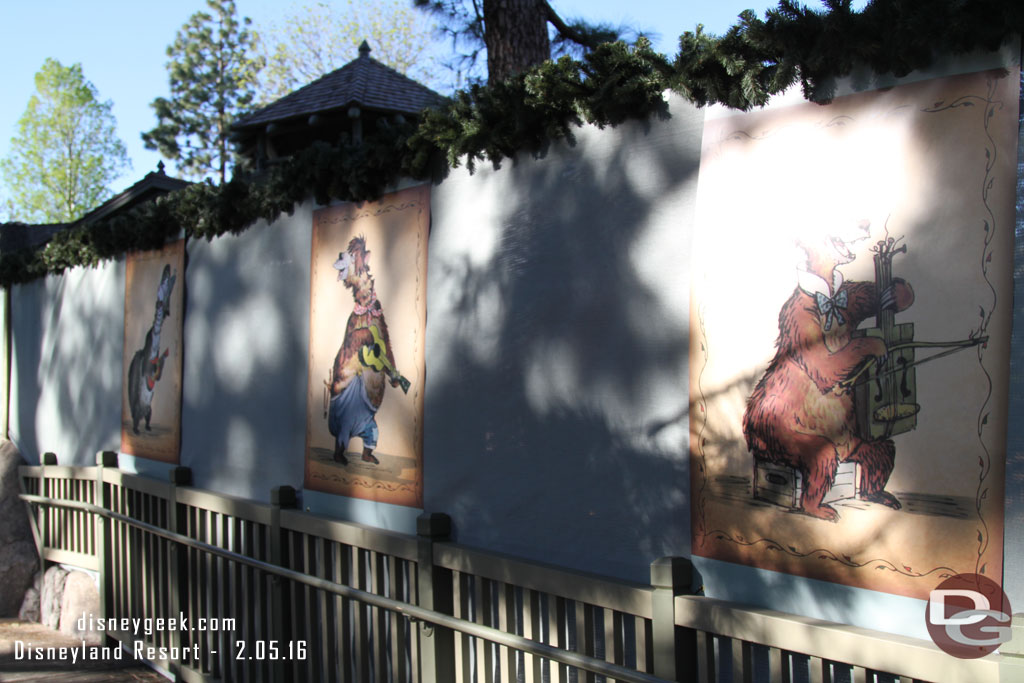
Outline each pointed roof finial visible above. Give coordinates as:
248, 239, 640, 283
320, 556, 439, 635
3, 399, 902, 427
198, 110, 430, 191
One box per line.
157, 160, 166, 174
358, 40, 371, 58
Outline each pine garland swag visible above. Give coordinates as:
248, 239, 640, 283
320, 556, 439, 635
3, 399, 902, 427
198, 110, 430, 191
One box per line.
2, 0, 1021, 287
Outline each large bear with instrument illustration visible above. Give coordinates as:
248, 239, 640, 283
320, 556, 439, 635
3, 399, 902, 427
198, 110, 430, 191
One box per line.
741, 222, 915, 521
326, 236, 410, 467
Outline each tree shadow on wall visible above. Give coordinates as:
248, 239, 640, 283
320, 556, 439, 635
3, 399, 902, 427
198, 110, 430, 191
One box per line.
421, 105, 913, 666
178, 221, 312, 500
13, 263, 125, 465
425, 112, 702, 581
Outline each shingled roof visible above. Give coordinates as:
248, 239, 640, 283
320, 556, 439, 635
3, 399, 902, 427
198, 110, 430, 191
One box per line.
233, 41, 447, 132
0, 163, 189, 253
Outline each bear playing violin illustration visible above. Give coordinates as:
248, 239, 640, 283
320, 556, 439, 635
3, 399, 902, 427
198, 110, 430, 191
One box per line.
742, 221, 914, 521
325, 236, 410, 467
742, 220, 989, 522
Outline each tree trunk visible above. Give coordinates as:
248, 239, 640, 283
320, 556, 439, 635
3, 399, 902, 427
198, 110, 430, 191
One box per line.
483, 0, 550, 82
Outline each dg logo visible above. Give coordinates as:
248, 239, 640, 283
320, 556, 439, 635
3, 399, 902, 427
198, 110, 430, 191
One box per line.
926, 573, 1012, 659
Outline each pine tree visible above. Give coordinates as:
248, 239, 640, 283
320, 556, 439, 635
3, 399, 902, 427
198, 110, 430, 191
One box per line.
1, 59, 130, 223
482, 0, 550, 83
142, 0, 263, 183
414, 0, 632, 83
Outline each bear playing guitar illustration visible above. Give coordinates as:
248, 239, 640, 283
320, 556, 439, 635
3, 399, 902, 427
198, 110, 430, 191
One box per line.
324, 236, 410, 467
127, 264, 176, 435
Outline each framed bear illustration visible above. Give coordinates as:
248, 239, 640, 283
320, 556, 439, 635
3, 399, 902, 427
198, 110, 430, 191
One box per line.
689, 68, 1018, 599
121, 240, 185, 463
304, 185, 429, 508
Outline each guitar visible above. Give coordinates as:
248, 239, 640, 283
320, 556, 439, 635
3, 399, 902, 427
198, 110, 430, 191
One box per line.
359, 325, 411, 394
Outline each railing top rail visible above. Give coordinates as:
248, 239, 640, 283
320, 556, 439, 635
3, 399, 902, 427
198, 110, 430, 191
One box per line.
435, 541, 654, 619
20, 493, 669, 683
279, 508, 419, 561
20, 464, 95, 480
103, 468, 173, 499
675, 594, 1015, 681
173, 485, 274, 525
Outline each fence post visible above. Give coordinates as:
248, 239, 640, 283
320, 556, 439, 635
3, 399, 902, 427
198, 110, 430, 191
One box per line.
167, 466, 191, 678
95, 451, 117, 648
40, 452, 56, 551
270, 485, 296, 682
650, 556, 696, 682
416, 512, 455, 683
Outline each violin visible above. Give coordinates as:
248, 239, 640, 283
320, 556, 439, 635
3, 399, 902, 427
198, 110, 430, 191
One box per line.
842, 235, 986, 440
851, 237, 918, 439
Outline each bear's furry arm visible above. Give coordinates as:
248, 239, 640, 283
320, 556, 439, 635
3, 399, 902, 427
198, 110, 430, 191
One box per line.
842, 278, 914, 323
888, 277, 914, 312
331, 326, 375, 395
780, 293, 887, 393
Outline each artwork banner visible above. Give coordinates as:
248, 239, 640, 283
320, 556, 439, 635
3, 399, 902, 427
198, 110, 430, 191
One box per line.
121, 239, 185, 463
690, 69, 1019, 599
305, 185, 429, 507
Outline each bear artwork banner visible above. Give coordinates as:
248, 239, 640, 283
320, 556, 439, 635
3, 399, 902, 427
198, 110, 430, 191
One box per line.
690, 68, 1018, 599
304, 185, 429, 507
121, 240, 185, 463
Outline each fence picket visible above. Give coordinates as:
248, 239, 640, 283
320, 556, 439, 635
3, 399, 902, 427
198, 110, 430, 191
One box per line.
453, 571, 468, 683
809, 655, 825, 683
17, 465, 1024, 683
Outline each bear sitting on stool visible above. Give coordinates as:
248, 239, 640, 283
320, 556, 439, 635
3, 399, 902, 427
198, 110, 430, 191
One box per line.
742, 222, 913, 521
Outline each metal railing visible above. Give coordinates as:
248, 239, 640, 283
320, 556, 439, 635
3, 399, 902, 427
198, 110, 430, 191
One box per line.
19, 492, 665, 683
18, 454, 1024, 683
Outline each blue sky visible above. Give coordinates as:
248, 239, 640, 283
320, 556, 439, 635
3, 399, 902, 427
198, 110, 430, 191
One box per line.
0, 1, 856, 193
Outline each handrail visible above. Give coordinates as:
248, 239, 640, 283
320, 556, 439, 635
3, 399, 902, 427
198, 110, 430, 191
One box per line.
435, 541, 654, 619
20, 492, 670, 683
674, 593, 1011, 682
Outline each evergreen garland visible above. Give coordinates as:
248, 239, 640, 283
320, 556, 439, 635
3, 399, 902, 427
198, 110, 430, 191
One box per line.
2, 0, 1021, 287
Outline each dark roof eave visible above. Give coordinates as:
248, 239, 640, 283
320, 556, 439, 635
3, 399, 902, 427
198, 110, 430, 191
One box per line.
75, 169, 191, 227
0, 169, 190, 254
231, 99, 435, 134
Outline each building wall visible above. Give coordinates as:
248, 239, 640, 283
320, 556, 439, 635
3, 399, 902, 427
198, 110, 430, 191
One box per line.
176, 211, 313, 500
1003, 70, 1024, 613
4, 54, 1021, 641
423, 99, 702, 581
9, 261, 124, 464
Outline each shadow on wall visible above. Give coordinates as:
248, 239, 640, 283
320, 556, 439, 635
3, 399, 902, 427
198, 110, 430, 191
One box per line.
423, 103, 893, 626
10, 263, 124, 465
179, 215, 312, 501
424, 108, 702, 583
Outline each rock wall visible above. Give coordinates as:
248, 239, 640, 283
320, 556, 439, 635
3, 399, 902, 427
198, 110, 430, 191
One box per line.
0, 439, 36, 616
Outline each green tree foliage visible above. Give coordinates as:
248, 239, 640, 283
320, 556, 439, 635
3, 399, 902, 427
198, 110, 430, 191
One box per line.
3, 0, 1022, 286
256, 0, 446, 101
142, 0, 263, 184
1, 59, 130, 224
671, 0, 1024, 108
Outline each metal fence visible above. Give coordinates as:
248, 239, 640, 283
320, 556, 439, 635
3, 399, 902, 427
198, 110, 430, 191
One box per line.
18, 453, 1024, 683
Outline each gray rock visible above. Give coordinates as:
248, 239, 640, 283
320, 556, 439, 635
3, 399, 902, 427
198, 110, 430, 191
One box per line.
40, 564, 69, 629
0, 540, 37, 615
19, 570, 43, 622
0, 439, 37, 616
59, 570, 102, 645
